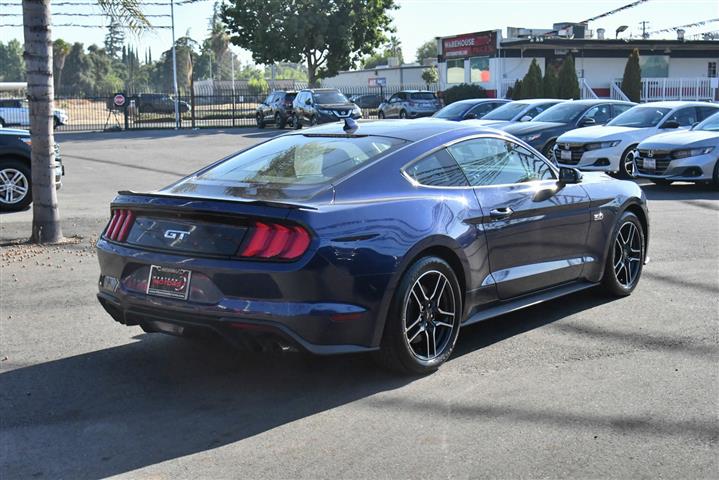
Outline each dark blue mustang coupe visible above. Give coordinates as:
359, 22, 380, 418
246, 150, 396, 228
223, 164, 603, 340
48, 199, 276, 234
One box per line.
96, 119, 649, 374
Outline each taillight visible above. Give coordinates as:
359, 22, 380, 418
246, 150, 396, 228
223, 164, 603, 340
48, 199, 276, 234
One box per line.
238, 221, 311, 260
104, 209, 135, 242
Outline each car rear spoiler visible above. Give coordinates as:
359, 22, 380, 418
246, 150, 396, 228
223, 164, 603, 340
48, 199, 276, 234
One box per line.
116, 190, 318, 211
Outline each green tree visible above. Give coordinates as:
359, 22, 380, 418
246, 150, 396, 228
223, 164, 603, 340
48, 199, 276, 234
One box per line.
621, 48, 642, 103
510, 79, 523, 100
0, 40, 26, 81
20, 0, 149, 243
520, 58, 543, 99
221, 0, 398, 86
62, 43, 95, 95
542, 67, 558, 98
442, 83, 487, 104
52, 39, 71, 93
421, 66, 439, 89
415, 39, 438, 64
104, 20, 126, 58
557, 54, 580, 99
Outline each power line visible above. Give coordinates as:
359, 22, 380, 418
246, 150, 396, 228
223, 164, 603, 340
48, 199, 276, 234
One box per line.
580, 0, 650, 24
0, 13, 171, 17
0, 1, 206, 5
0, 23, 172, 29
648, 18, 719, 34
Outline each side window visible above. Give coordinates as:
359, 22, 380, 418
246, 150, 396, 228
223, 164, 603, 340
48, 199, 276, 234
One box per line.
447, 137, 554, 187
584, 104, 612, 124
523, 106, 542, 119
398, 92, 407, 101
389, 95, 398, 103
697, 106, 719, 121
666, 108, 698, 126
405, 149, 468, 187
469, 103, 494, 116
612, 103, 633, 117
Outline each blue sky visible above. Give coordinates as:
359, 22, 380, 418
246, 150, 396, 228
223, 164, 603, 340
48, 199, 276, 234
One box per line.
0, 0, 716, 66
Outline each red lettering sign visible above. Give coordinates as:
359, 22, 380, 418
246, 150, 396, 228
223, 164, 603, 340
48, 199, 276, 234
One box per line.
443, 31, 497, 58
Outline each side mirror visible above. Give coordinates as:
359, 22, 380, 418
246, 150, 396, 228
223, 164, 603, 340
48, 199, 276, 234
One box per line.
520, 115, 532, 122
558, 166, 583, 184
579, 117, 596, 127
662, 120, 680, 129
463, 112, 478, 120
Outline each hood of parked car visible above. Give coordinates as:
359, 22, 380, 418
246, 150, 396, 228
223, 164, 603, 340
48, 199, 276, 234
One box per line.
0, 127, 30, 136
500, 121, 564, 136
466, 119, 512, 128
557, 125, 653, 143
316, 103, 356, 110
637, 129, 719, 150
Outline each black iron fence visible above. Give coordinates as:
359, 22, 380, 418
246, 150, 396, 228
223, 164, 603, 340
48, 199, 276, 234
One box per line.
43, 83, 438, 132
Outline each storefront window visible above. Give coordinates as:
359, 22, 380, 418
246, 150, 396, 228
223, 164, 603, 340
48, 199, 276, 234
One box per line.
640, 56, 669, 77
470, 56, 490, 83
447, 59, 465, 84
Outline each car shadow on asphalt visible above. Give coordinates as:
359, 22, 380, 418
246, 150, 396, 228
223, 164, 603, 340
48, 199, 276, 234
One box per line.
640, 182, 719, 202
0, 289, 619, 479
55, 127, 285, 143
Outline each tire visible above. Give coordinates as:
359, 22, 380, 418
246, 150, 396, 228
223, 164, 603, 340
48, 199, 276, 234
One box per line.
53, 117, 60, 130
0, 117, 5, 128
399, 110, 407, 119
650, 179, 673, 186
378, 111, 385, 119
293, 114, 302, 130
276, 113, 286, 129
600, 211, 645, 297
256, 113, 265, 129
0, 159, 32, 211
619, 146, 637, 179
712, 161, 719, 189
309, 115, 318, 126
542, 140, 556, 161
374, 256, 462, 375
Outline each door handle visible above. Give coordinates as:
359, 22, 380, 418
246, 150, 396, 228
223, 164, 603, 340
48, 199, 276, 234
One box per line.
489, 207, 514, 219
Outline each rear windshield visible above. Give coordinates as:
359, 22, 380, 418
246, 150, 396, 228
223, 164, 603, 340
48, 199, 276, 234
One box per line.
313, 91, 349, 104
482, 102, 529, 120
197, 135, 406, 185
608, 107, 671, 128
284, 92, 297, 101
410, 92, 437, 101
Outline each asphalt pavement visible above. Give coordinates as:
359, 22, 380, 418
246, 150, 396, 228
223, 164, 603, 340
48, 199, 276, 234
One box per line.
1, 128, 717, 479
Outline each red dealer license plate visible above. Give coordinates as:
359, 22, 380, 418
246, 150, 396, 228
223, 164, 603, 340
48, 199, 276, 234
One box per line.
147, 265, 191, 300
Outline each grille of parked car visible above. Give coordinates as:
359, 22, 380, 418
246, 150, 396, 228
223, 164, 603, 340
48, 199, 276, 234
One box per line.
635, 149, 672, 175
555, 143, 585, 165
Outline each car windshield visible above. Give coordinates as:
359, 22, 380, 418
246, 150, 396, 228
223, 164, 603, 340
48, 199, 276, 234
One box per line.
608, 107, 671, 128
695, 112, 719, 132
533, 103, 589, 123
410, 92, 436, 101
433, 102, 471, 118
313, 91, 349, 104
481, 102, 528, 120
197, 135, 406, 185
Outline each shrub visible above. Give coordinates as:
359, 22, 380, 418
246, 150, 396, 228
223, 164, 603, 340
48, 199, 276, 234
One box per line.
520, 59, 543, 98
510, 79, 523, 100
557, 54, 580, 99
621, 48, 642, 103
442, 83, 487, 104
542, 67, 558, 98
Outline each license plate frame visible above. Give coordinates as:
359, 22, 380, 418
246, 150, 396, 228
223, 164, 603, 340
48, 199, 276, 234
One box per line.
147, 265, 192, 300
643, 157, 656, 170
560, 149, 572, 161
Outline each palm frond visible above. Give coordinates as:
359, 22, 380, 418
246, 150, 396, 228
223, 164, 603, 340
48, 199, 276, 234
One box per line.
96, 0, 151, 31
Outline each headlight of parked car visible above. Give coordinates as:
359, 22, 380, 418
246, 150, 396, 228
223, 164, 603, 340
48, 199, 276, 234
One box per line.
672, 146, 714, 159
584, 140, 621, 150
353, 106, 362, 115
522, 133, 542, 142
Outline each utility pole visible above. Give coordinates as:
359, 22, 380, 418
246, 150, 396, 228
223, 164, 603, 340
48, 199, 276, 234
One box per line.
639, 21, 650, 39
170, 0, 180, 129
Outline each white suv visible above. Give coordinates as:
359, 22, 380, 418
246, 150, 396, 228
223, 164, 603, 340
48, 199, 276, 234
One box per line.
0, 99, 69, 129
554, 101, 719, 177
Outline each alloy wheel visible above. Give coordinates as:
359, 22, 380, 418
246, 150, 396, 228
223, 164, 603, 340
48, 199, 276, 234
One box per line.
0, 168, 29, 205
403, 270, 456, 361
613, 221, 642, 288
622, 150, 636, 178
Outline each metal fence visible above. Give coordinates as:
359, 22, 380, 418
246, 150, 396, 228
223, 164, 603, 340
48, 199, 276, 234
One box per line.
41, 84, 438, 133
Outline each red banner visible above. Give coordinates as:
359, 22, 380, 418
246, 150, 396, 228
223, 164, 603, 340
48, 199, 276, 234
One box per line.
442, 31, 497, 58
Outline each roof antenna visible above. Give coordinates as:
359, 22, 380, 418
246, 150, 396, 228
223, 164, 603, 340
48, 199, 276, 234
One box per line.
343, 117, 358, 134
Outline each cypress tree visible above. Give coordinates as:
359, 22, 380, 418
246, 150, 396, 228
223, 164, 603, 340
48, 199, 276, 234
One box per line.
511, 79, 523, 100
621, 48, 642, 103
520, 58, 543, 98
542, 67, 558, 97
557, 54, 580, 99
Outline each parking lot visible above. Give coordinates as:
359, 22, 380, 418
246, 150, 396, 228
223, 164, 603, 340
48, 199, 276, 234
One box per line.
1, 129, 717, 479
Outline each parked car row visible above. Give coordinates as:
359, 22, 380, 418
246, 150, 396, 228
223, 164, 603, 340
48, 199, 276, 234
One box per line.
255, 88, 361, 129
0, 98, 69, 129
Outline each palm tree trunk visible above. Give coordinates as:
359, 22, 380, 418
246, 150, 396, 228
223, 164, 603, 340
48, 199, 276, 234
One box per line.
23, 0, 62, 243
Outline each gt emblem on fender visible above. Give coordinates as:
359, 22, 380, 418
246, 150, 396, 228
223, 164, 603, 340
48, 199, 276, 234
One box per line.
593, 212, 604, 221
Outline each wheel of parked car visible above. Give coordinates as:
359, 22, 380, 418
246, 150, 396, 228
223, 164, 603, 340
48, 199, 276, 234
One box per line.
309, 115, 318, 126
378, 111, 385, 119
542, 140, 556, 160
275, 113, 286, 129
0, 117, 5, 128
619, 146, 637, 178
713, 161, 719, 189
0, 159, 32, 211
256, 113, 265, 129
374, 256, 462, 374
142, 104, 155, 114
293, 114, 302, 130
650, 179, 673, 186
399, 110, 407, 119
53, 117, 59, 130
600, 211, 645, 297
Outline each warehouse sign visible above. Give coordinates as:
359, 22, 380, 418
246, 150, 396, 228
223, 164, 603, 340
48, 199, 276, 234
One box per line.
442, 31, 497, 58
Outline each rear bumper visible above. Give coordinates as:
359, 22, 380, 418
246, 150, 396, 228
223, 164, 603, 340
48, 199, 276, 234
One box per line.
95, 239, 385, 355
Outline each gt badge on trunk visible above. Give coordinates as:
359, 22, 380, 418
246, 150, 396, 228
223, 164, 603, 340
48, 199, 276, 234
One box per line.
147, 265, 191, 300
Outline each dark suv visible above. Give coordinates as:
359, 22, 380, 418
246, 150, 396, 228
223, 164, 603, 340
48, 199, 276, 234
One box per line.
1, 128, 64, 211
292, 88, 361, 128
134, 94, 190, 114
255, 90, 297, 129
